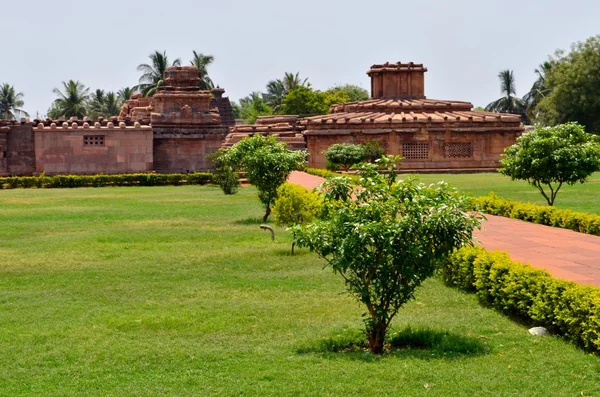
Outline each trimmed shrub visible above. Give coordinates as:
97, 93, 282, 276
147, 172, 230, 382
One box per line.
0, 172, 215, 189
473, 193, 600, 237
441, 246, 600, 352
272, 183, 322, 226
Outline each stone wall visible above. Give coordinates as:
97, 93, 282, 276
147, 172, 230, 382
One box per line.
305, 126, 520, 170
0, 121, 36, 176
153, 136, 223, 172
34, 122, 153, 175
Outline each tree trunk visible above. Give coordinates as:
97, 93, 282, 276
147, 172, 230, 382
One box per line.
263, 206, 271, 223
367, 321, 388, 354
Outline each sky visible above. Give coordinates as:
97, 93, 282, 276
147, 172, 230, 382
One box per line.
1, 0, 599, 118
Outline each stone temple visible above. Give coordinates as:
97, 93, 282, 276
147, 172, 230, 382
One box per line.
0, 62, 523, 176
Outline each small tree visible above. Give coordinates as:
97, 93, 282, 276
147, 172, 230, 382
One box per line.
361, 140, 386, 163
208, 148, 240, 195
292, 160, 481, 354
227, 135, 307, 222
500, 122, 600, 205
323, 143, 365, 172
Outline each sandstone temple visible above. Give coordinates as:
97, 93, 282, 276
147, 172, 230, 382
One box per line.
0, 63, 523, 176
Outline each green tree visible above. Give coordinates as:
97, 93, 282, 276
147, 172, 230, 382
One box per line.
190, 51, 215, 90
326, 84, 370, 102
237, 92, 273, 123
226, 135, 307, 222
279, 86, 348, 117
50, 80, 90, 119
208, 148, 240, 195
361, 140, 386, 163
523, 61, 554, 122
134, 51, 181, 97
291, 161, 481, 354
500, 122, 600, 205
485, 70, 526, 118
0, 83, 29, 120
118, 87, 134, 102
536, 35, 600, 133
263, 72, 308, 111
323, 143, 365, 171
88, 89, 106, 117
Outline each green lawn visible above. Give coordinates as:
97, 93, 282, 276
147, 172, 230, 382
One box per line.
1, 186, 599, 396
405, 172, 600, 215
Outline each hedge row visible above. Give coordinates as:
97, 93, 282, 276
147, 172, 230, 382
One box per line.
0, 172, 215, 189
474, 193, 600, 237
440, 246, 600, 352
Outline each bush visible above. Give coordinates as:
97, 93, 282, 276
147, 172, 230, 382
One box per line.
208, 148, 240, 195
322, 143, 365, 172
441, 246, 600, 352
292, 160, 481, 354
361, 140, 386, 162
0, 172, 215, 189
473, 193, 600, 237
272, 183, 322, 226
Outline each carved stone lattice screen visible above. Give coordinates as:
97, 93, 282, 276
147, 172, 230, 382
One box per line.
443, 142, 472, 158
401, 143, 430, 160
83, 135, 105, 146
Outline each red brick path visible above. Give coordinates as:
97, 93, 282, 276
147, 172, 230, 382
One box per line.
288, 171, 600, 286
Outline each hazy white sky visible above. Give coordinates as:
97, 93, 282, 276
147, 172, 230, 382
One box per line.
1, 0, 598, 117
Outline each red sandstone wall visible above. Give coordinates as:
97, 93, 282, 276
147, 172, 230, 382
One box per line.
306, 128, 519, 170
153, 138, 222, 173
34, 126, 153, 175
0, 124, 37, 176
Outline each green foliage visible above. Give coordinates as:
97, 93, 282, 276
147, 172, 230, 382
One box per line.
485, 70, 526, 120
263, 72, 309, 111
473, 193, 600, 236
292, 160, 481, 354
279, 86, 348, 117
0, 172, 214, 189
237, 92, 273, 123
134, 50, 181, 97
500, 122, 600, 205
361, 140, 386, 162
0, 83, 29, 120
225, 135, 307, 221
272, 183, 322, 226
49, 80, 90, 119
322, 143, 365, 172
190, 51, 215, 90
441, 246, 600, 352
325, 84, 370, 102
207, 148, 240, 195
536, 35, 600, 133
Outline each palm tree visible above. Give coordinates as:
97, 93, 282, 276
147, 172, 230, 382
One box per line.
134, 51, 181, 97
485, 70, 525, 115
523, 61, 554, 122
103, 92, 121, 117
283, 72, 308, 92
263, 72, 308, 111
0, 83, 29, 120
118, 87, 134, 102
190, 51, 214, 90
88, 89, 106, 116
50, 80, 90, 119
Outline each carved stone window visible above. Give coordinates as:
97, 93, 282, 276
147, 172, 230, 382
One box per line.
443, 142, 472, 158
401, 143, 429, 160
84, 135, 105, 146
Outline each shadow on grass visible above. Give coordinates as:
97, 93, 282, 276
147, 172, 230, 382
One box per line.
233, 217, 265, 225
298, 326, 490, 361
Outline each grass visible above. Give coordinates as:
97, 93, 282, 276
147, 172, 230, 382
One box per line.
405, 172, 600, 215
1, 185, 599, 396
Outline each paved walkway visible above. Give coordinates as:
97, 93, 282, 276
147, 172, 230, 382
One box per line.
288, 171, 600, 286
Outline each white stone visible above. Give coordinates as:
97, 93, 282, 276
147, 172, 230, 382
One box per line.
529, 327, 551, 336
